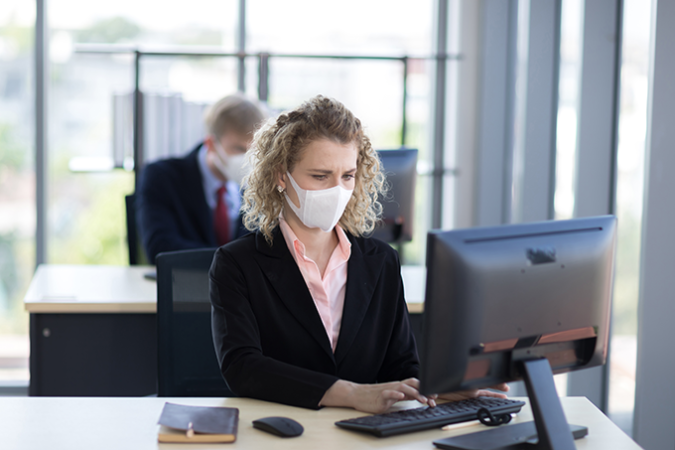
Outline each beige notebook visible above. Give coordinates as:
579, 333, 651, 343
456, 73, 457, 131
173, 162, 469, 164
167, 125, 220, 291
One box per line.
157, 402, 239, 443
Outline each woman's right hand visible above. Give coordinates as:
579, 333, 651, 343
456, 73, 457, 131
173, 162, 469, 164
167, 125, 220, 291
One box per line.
319, 378, 433, 414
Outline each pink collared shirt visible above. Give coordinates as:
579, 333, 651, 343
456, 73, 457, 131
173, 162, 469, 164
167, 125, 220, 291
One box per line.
278, 214, 351, 352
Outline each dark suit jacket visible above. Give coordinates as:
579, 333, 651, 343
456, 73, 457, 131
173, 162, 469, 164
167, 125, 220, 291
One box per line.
136, 143, 246, 264
209, 227, 419, 409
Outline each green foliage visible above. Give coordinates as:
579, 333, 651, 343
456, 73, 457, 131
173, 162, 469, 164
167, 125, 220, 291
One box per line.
76, 17, 141, 44
73, 174, 132, 264
377, 124, 405, 149
0, 21, 33, 53
0, 123, 26, 170
403, 122, 429, 158
0, 232, 19, 309
50, 172, 134, 265
0, 233, 31, 334
174, 29, 222, 46
612, 212, 642, 336
0, 119, 31, 332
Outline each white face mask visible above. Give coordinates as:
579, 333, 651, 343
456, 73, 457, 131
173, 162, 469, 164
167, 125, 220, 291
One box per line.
284, 172, 353, 233
212, 141, 247, 185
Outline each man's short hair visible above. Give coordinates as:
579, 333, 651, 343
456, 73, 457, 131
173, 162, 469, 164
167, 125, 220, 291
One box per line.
204, 94, 266, 139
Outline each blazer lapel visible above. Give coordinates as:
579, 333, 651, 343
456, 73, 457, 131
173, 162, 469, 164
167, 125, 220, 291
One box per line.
253, 228, 335, 361
334, 236, 386, 365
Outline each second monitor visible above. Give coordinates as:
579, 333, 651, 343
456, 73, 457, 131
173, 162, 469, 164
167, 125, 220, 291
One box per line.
372, 148, 418, 243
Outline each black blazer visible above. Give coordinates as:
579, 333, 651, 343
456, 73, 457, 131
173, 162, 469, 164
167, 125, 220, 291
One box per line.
136, 143, 246, 264
210, 227, 419, 410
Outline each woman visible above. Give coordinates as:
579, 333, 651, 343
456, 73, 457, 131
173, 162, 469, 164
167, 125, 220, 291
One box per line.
209, 95, 506, 413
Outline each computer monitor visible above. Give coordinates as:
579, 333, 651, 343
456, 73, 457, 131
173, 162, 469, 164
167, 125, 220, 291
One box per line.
372, 148, 418, 243
419, 215, 617, 450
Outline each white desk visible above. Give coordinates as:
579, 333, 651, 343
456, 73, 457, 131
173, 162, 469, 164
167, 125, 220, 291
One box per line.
24, 264, 156, 313
3, 396, 641, 450
24, 264, 426, 314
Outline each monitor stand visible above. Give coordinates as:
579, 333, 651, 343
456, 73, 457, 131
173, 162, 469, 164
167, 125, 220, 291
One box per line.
433, 358, 588, 450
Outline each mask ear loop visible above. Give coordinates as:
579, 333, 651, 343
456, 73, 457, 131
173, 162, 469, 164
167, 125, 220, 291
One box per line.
284, 172, 306, 208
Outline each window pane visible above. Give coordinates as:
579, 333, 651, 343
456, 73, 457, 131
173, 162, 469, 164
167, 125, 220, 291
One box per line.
46, 0, 438, 268
248, 0, 433, 55
0, 0, 35, 384
554, 0, 583, 220
267, 59, 406, 146
47, 1, 240, 266
51, 0, 238, 48
607, 0, 653, 437
249, 1, 435, 264
47, 43, 135, 264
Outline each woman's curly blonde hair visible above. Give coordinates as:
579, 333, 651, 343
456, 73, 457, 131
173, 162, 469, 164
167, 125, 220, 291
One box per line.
242, 95, 386, 244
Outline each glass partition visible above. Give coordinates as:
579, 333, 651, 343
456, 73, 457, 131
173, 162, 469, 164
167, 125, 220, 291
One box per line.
0, 1, 35, 385
247, 0, 433, 56
47, 0, 241, 266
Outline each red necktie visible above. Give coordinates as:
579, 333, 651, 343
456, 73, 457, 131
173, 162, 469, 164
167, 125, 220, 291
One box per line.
214, 185, 231, 246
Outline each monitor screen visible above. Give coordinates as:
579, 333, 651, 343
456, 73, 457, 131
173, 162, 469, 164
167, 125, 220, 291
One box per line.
371, 148, 418, 243
419, 216, 617, 449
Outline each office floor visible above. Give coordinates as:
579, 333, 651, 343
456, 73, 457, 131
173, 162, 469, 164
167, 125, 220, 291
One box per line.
0, 334, 29, 395
0, 334, 28, 381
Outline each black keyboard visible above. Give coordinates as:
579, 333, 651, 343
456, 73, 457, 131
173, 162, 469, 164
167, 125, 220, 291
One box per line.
335, 397, 526, 437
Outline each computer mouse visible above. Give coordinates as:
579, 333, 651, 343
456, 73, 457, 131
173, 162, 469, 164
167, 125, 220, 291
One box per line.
252, 416, 304, 437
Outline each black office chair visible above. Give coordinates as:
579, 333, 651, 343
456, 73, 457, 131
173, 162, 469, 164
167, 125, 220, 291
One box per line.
125, 193, 148, 265
156, 248, 235, 397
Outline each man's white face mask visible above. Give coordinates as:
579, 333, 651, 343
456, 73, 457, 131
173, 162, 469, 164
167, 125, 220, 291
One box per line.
212, 140, 248, 185
284, 172, 353, 233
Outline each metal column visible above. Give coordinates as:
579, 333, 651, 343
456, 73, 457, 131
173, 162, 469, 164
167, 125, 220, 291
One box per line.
431, 0, 449, 229
511, 0, 561, 224
132, 51, 143, 191
35, 0, 48, 266
573, 0, 622, 219
237, 0, 246, 92
474, 0, 519, 227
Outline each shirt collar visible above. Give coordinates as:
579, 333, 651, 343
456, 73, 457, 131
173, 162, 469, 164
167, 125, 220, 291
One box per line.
278, 212, 352, 262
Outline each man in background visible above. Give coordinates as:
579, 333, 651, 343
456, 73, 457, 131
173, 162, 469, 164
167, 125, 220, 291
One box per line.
137, 94, 267, 264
